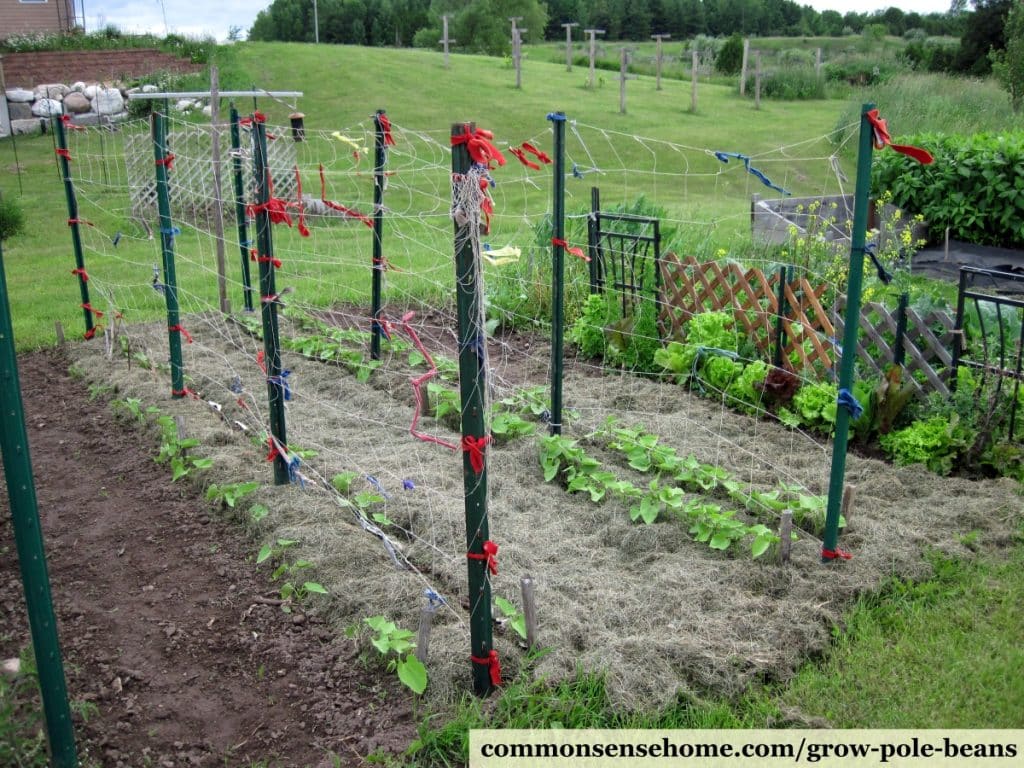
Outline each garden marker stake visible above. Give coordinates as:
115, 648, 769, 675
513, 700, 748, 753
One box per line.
451, 121, 496, 695
53, 114, 94, 338
229, 104, 255, 312
371, 109, 389, 360
252, 115, 290, 485
152, 107, 187, 398
0, 238, 79, 767
548, 111, 567, 436
821, 104, 875, 564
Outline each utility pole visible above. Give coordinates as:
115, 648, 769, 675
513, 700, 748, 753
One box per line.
584, 28, 605, 89
562, 22, 579, 71
651, 33, 671, 91
440, 14, 454, 68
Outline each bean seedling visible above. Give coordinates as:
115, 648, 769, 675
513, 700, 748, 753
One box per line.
363, 616, 428, 694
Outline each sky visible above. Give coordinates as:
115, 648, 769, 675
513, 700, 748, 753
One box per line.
82, 0, 957, 43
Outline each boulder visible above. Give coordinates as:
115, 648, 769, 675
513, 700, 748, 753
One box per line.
94, 88, 124, 115
34, 83, 68, 100
71, 81, 87, 93
11, 119, 43, 135
201, 105, 213, 117
7, 102, 33, 121
69, 113, 100, 127
141, 84, 159, 94
5, 88, 34, 103
31, 99, 63, 117
174, 99, 194, 112
63, 91, 91, 114
84, 84, 100, 100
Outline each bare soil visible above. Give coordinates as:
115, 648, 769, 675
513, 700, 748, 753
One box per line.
0, 350, 418, 767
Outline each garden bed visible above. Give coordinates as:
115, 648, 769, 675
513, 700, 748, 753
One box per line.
69, 311, 1023, 709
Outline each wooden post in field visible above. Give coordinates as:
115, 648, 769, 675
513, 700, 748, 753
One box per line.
690, 49, 698, 113
651, 33, 670, 90
509, 17, 524, 89
585, 28, 605, 88
779, 510, 793, 564
520, 576, 538, 649
619, 47, 633, 114
209, 65, 229, 315
562, 22, 578, 71
841, 484, 857, 531
754, 50, 762, 110
740, 38, 749, 95
440, 15, 454, 69
815, 47, 822, 78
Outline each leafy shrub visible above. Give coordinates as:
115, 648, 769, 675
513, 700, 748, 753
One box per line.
716, 34, 744, 75
872, 131, 1024, 248
880, 415, 973, 475
0, 195, 26, 242
743, 67, 826, 100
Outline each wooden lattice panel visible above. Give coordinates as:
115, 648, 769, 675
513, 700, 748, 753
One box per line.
126, 121, 297, 224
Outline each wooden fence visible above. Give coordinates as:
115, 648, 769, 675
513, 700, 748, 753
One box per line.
658, 253, 954, 396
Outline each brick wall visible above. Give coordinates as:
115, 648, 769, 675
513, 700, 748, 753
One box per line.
0, 49, 203, 88
0, 0, 75, 36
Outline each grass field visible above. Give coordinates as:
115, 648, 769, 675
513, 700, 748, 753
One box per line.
2, 41, 1023, 761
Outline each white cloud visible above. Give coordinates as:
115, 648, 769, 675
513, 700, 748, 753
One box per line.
85, 0, 265, 41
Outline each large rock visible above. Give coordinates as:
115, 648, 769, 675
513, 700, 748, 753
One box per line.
63, 91, 91, 114
34, 83, 68, 100
5, 88, 34, 103
94, 88, 124, 115
7, 101, 33, 121
11, 118, 43, 135
84, 84, 99, 100
31, 99, 63, 117
141, 84, 159, 94
70, 81, 87, 93
174, 98, 195, 112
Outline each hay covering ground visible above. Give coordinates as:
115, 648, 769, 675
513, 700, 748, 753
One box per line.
71, 312, 1023, 709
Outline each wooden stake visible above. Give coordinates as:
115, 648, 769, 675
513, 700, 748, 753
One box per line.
754, 51, 762, 110
585, 29, 605, 89
415, 601, 437, 663
520, 576, 537, 650
740, 38, 749, 95
174, 414, 187, 444
651, 33, 671, 91
690, 50, 698, 113
440, 15, 454, 69
209, 66, 229, 315
840, 483, 857, 531
779, 510, 793, 564
54, 321, 65, 346
103, 327, 113, 359
563, 22, 579, 71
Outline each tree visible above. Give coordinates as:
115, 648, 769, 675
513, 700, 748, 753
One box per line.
715, 32, 744, 74
955, 0, 1013, 75
991, 0, 1024, 111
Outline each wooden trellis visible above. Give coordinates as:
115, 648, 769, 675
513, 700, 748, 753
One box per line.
659, 253, 956, 394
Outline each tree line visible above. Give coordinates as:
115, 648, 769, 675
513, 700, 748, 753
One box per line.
248, 0, 1006, 75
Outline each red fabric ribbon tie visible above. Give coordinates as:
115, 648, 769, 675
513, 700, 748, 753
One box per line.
510, 146, 541, 171
265, 436, 289, 463
251, 251, 283, 269
55, 148, 72, 161
293, 165, 310, 237
66, 218, 92, 227
378, 113, 396, 146
318, 164, 374, 228
822, 547, 853, 561
155, 153, 175, 170
521, 142, 552, 164
470, 650, 502, 687
864, 109, 933, 164
60, 114, 83, 131
256, 350, 267, 374
83, 326, 100, 340
466, 539, 499, 576
168, 324, 193, 343
172, 387, 199, 400
451, 125, 507, 169
461, 434, 492, 474
247, 197, 293, 227
551, 237, 590, 262
81, 303, 103, 318
71, 267, 89, 282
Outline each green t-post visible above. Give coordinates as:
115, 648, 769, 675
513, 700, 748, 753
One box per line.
549, 111, 567, 436
451, 122, 495, 696
229, 105, 255, 313
370, 109, 387, 360
0, 239, 78, 767
53, 114, 93, 337
152, 108, 186, 398
252, 118, 290, 486
822, 103, 875, 562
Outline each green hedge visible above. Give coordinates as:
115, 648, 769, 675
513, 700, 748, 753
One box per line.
872, 131, 1024, 248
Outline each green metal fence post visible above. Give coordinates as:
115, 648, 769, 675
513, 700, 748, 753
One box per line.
252, 116, 290, 486
53, 114, 94, 338
229, 104, 255, 313
451, 122, 495, 696
822, 103, 875, 563
0, 238, 79, 768
549, 111, 567, 436
152, 107, 187, 398
370, 109, 388, 360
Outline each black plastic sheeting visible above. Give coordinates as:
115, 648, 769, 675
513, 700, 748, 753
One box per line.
912, 240, 1024, 294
